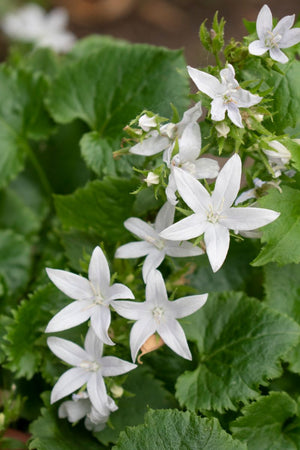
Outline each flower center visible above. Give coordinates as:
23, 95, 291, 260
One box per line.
265, 31, 282, 48
146, 235, 165, 250
152, 306, 165, 324
80, 360, 100, 372
172, 156, 197, 176
207, 204, 221, 224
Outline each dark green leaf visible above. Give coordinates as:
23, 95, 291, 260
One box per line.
176, 292, 300, 412
231, 392, 300, 449
114, 409, 246, 450
80, 131, 116, 177
252, 186, 300, 266
54, 177, 139, 245
46, 41, 189, 133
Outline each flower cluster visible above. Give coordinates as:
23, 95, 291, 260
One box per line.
45, 3, 300, 435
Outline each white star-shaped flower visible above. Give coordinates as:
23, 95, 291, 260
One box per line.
187, 64, 262, 128
59, 391, 117, 432
263, 140, 291, 177
113, 269, 208, 361
129, 102, 202, 158
1, 3, 76, 52
48, 327, 136, 414
248, 4, 300, 64
166, 121, 219, 204
160, 154, 280, 272
46, 246, 134, 345
115, 202, 203, 283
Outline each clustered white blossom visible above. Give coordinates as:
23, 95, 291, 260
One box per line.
45, 2, 296, 434
1, 3, 76, 52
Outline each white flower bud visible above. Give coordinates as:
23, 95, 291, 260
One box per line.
215, 122, 230, 138
144, 172, 159, 187
138, 114, 157, 131
110, 384, 124, 398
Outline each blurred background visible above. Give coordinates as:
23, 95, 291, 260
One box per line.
0, 0, 299, 65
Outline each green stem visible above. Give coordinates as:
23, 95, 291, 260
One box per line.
213, 51, 222, 68
24, 144, 53, 197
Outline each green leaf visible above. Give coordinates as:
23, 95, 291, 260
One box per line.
80, 131, 116, 177
4, 284, 69, 379
231, 392, 300, 449
0, 66, 53, 187
0, 229, 31, 300
0, 188, 40, 236
176, 292, 300, 412
46, 41, 189, 132
29, 394, 104, 450
114, 409, 246, 450
282, 137, 300, 171
264, 263, 300, 374
96, 367, 176, 445
252, 186, 300, 266
67, 35, 127, 62
54, 177, 139, 245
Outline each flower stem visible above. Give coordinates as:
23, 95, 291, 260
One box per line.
24, 143, 53, 197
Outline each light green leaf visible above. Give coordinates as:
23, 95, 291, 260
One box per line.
176, 292, 300, 412
264, 263, 300, 374
96, 367, 176, 446
0, 188, 40, 236
46, 41, 189, 132
29, 394, 104, 450
0, 66, 53, 187
252, 186, 300, 266
0, 229, 31, 299
4, 284, 69, 379
114, 409, 246, 450
54, 177, 139, 245
231, 392, 300, 449
80, 131, 116, 177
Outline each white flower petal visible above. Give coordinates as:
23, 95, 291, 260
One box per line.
160, 214, 207, 241
158, 319, 192, 360
101, 356, 137, 376
90, 306, 114, 346
280, 28, 300, 48
115, 241, 154, 259
178, 102, 202, 132
129, 318, 157, 362
273, 14, 295, 36
178, 122, 201, 162
154, 202, 175, 232
248, 40, 268, 55
51, 367, 90, 404
88, 246, 110, 294
210, 96, 226, 122
46, 268, 93, 301
87, 371, 109, 415
232, 88, 262, 108
47, 336, 88, 365
211, 153, 241, 211
165, 172, 178, 205
256, 4, 273, 41
146, 270, 168, 306
112, 300, 150, 321
204, 223, 230, 272
187, 66, 221, 98
142, 250, 165, 283
269, 47, 288, 64
130, 133, 169, 156
124, 217, 157, 241
169, 294, 208, 319
58, 399, 90, 423
45, 300, 93, 333
174, 167, 211, 213
84, 326, 104, 360
220, 64, 237, 84
165, 241, 204, 257
221, 207, 280, 231
234, 188, 257, 205
226, 103, 243, 128
194, 158, 219, 179
107, 283, 134, 301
